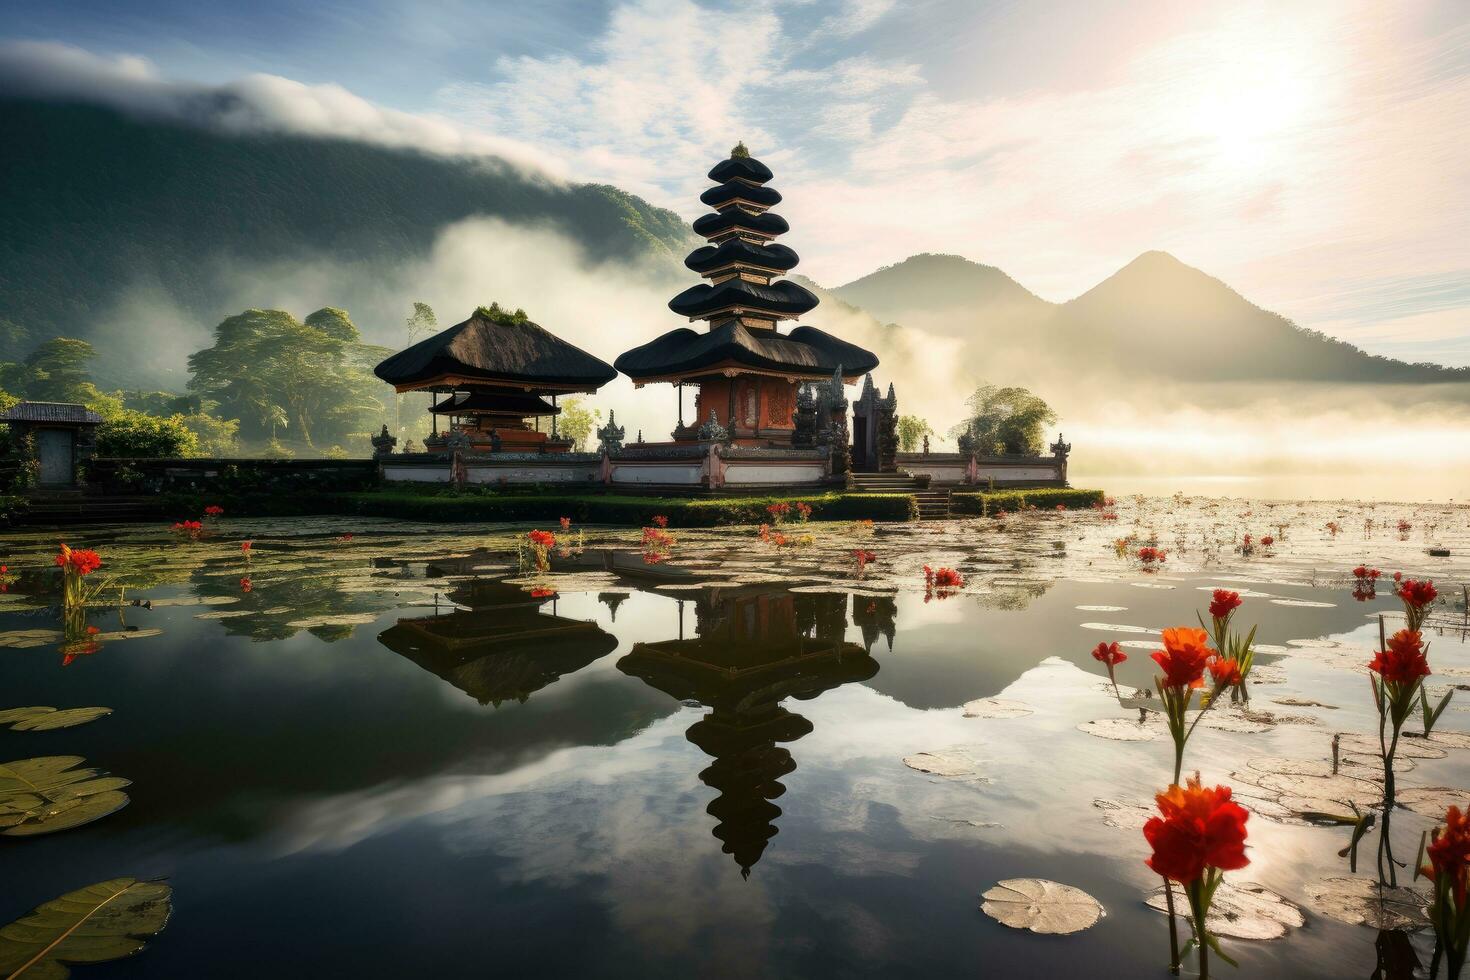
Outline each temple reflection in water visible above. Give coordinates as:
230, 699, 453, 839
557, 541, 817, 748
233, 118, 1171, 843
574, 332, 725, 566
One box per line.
619, 587, 885, 876
378, 578, 617, 706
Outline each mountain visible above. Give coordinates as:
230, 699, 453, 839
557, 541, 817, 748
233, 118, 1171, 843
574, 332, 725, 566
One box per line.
0, 97, 693, 381
831, 253, 1046, 326
833, 250, 1468, 386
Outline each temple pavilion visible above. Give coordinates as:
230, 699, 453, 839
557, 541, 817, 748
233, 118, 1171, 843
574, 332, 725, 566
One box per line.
374, 304, 616, 453
615, 144, 878, 446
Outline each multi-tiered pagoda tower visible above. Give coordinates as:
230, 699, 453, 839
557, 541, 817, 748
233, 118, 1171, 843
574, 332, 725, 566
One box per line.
615, 144, 879, 446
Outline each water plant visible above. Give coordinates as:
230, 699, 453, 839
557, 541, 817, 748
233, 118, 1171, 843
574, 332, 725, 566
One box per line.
1144, 775, 1251, 980
1417, 805, 1470, 979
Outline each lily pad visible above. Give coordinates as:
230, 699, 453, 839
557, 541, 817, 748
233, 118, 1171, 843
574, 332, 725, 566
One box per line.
0, 630, 64, 649
1146, 880, 1304, 940
0, 877, 172, 978
1395, 786, 1470, 816
1093, 798, 1152, 830
981, 879, 1104, 935
962, 698, 1034, 719
2, 708, 112, 732
1078, 718, 1161, 741
1304, 877, 1429, 931
1337, 733, 1446, 760
0, 756, 132, 836
902, 750, 979, 778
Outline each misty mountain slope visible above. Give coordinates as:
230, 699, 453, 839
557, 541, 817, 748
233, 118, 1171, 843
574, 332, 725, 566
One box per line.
834, 253, 1047, 326
832, 249, 1468, 386
0, 98, 693, 359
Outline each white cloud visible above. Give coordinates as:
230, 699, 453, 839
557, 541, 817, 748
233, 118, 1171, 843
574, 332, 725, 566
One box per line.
0, 39, 570, 179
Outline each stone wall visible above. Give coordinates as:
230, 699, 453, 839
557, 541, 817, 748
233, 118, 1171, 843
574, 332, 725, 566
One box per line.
896, 452, 1068, 487
88, 457, 379, 494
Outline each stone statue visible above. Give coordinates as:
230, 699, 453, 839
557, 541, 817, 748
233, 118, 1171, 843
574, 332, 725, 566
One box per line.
696, 409, 728, 443
489, 428, 503, 452
791, 383, 818, 447
370, 424, 397, 458
596, 410, 626, 454
876, 382, 899, 473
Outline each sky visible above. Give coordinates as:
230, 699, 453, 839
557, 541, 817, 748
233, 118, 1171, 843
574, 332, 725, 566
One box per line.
1, 0, 1467, 366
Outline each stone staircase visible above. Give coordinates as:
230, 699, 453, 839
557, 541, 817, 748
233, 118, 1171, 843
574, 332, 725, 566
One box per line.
20, 491, 164, 525
848, 472, 951, 520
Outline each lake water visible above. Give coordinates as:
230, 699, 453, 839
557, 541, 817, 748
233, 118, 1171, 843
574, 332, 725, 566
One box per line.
2, 498, 1469, 978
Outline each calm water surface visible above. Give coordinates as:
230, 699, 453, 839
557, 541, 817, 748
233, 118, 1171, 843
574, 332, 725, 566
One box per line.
2, 503, 1468, 978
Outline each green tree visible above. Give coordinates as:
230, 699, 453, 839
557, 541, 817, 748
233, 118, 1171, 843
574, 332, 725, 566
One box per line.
896, 415, 934, 452
405, 302, 438, 344
95, 408, 199, 457
23, 338, 105, 403
949, 384, 1058, 456
557, 397, 601, 451
188, 308, 386, 451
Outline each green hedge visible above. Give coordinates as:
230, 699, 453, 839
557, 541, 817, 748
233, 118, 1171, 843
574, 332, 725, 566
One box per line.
950, 487, 1104, 516
160, 489, 918, 525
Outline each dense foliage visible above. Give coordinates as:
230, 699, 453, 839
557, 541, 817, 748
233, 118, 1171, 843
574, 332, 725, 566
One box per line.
896, 415, 933, 452
94, 409, 199, 458
950, 384, 1058, 456
187, 308, 389, 450
0, 99, 691, 364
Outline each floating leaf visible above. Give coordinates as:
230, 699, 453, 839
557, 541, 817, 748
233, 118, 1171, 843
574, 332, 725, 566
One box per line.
1271, 697, 1337, 709
0, 709, 58, 726
981, 879, 1104, 934
1336, 732, 1445, 760
961, 698, 1034, 719
1146, 880, 1304, 940
0, 756, 131, 836
1424, 731, 1470, 751
3, 709, 112, 732
1092, 798, 1152, 830
0, 630, 63, 649
0, 877, 172, 978
1304, 877, 1428, 931
1395, 786, 1470, 816
902, 750, 979, 777
1077, 718, 1161, 741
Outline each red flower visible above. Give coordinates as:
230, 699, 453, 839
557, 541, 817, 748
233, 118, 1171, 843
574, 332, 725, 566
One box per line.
766, 503, 790, 519
1208, 589, 1242, 621
559, 516, 571, 531
85, 625, 100, 636
530, 587, 557, 598
1369, 629, 1431, 685
1091, 641, 1126, 667
652, 515, 669, 528
55, 544, 103, 576
240, 577, 252, 593
1150, 627, 1214, 690
930, 567, 963, 589
1143, 775, 1250, 884
1425, 806, 1470, 907
1398, 579, 1438, 609
1393, 571, 1403, 582
795, 502, 813, 520
1260, 535, 1274, 547
204, 505, 224, 516
1137, 546, 1166, 564
527, 530, 557, 549
1208, 656, 1243, 687
241, 540, 252, 552
338, 532, 354, 542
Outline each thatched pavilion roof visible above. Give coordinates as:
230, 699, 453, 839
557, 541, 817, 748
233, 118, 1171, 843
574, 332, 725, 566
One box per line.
374, 308, 616, 393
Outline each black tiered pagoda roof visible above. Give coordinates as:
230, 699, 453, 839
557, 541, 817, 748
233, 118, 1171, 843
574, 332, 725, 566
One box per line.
615, 144, 878, 382
375, 307, 616, 393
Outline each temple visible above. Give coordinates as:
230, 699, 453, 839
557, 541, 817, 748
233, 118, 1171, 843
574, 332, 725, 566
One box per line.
616, 144, 878, 447
374, 304, 616, 454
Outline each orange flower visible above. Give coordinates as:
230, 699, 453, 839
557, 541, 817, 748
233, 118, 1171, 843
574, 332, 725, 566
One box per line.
1207, 656, 1243, 687
527, 530, 556, 549
651, 515, 669, 528
1150, 627, 1214, 689
1143, 775, 1250, 884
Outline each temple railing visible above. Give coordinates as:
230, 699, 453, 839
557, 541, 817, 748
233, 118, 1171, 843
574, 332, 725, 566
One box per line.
895, 451, 1069, 487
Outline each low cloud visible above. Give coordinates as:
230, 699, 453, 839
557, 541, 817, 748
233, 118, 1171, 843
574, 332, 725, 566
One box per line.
0, 40, 569, 180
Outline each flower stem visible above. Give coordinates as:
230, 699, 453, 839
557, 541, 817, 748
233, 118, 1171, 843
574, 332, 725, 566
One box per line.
1162, 877, 1181, 975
